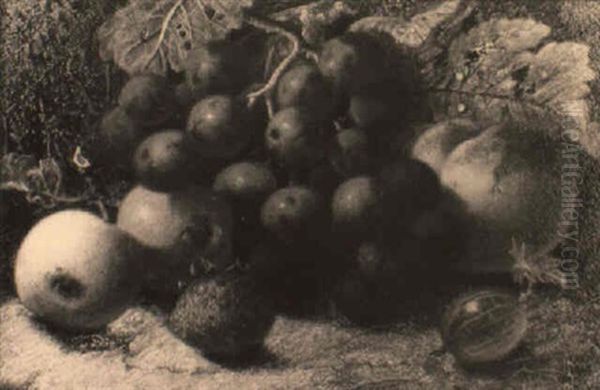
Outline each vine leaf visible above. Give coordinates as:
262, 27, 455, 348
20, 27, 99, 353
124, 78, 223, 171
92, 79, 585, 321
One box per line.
276, 0, 358, 46
348, 0, 462, 48
0, 154, 63, 202
427, 18, 599, 157
97, 0, 255, 76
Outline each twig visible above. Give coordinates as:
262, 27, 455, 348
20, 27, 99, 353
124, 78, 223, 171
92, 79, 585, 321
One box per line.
244, 15, 302, 107
40, 192, 86, 204
427, 87, 519, 101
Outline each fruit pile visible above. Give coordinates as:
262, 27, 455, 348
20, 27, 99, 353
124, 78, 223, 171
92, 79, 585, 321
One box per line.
9, 29, 526, 367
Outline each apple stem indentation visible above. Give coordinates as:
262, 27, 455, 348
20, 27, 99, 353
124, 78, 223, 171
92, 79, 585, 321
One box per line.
49, 271, 86, 300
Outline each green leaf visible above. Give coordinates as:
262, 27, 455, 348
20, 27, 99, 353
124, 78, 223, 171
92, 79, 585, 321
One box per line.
427, 18, 599, 157
97, 0, 256, 76
348, 0, 463, 48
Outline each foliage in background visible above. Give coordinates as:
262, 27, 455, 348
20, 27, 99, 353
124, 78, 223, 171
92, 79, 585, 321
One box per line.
1, 1, 125, 157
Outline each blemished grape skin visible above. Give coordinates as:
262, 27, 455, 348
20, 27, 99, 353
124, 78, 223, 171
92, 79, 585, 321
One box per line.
277, 63, 333, 120
168, 275, 275, 360
186, 95, 252, 159
441, 289, 528, 366
260, 186, 325, 243
118, 74, 175, 127
331, 176, 381, 237
265, 107, 323, 171
133, 130, 193, 192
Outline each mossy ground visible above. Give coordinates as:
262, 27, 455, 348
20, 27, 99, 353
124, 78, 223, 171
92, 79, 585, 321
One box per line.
1, 1, 600, 389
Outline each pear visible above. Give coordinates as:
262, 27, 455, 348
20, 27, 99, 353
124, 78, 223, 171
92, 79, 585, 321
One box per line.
14, 210, 142, 331
439, 124, 562, 273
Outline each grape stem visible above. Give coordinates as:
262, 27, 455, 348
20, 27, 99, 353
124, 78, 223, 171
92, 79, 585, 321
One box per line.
244, 15, 303, 107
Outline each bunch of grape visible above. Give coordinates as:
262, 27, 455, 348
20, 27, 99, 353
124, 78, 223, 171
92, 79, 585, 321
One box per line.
95, 31, 468, 360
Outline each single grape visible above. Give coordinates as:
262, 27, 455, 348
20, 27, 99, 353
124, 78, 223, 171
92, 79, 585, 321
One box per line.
118, 74, 175, 127
331, 176, 382, 237
213, 161, 277, 245
132, 130, 194, 192
277, 63, 333, 120
329, 128, 370, 177
213, 162, 277, 203
97, 106, 146, 167
265, 107, 323, 171
318, 34, 386, 95
187, 95, 252, 159
260, 186, 325, 243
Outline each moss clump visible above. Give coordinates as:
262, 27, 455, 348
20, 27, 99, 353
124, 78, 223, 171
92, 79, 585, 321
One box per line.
0, 0, 125, 158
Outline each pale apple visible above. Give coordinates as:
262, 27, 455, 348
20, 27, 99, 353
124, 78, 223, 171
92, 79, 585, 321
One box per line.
14, 210, 142, 331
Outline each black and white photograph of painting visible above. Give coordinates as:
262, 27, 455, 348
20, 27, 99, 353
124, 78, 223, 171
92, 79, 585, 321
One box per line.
1, 1, 600, 388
